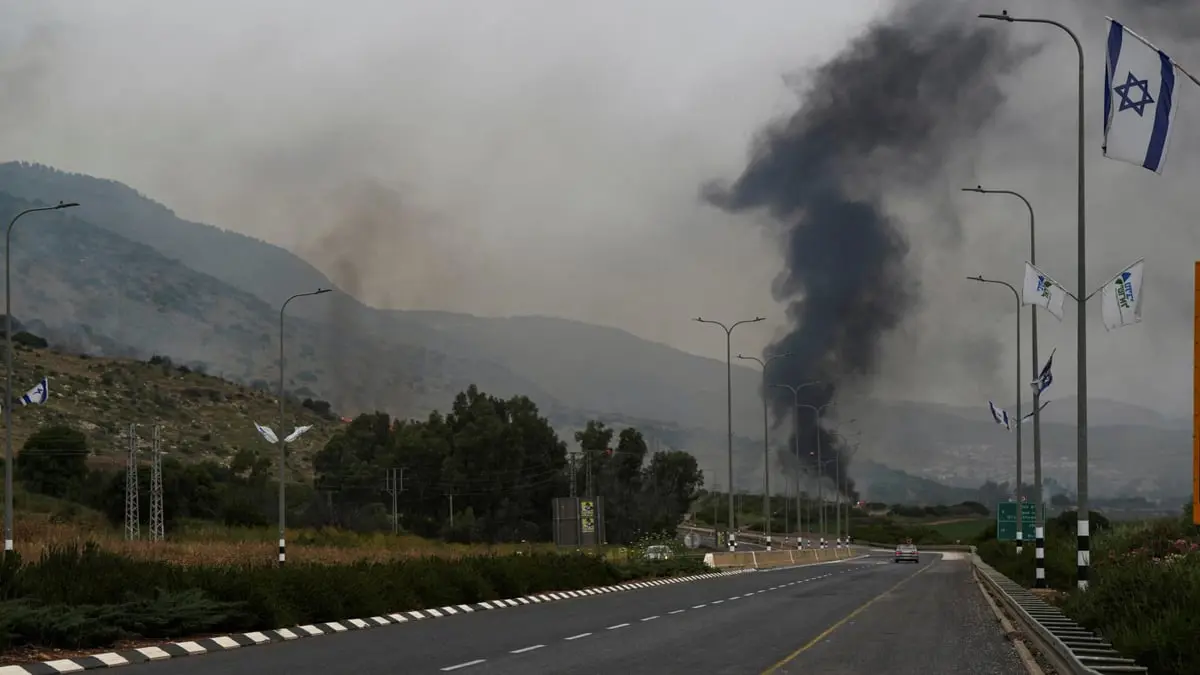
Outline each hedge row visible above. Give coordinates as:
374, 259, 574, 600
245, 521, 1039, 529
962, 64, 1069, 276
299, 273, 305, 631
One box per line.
979, 515, 1199, 675
0, 543, 708, 651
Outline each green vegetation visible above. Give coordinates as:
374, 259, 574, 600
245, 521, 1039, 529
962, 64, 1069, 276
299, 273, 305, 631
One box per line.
978, 507, 1198, 675
0, 542, 708, 651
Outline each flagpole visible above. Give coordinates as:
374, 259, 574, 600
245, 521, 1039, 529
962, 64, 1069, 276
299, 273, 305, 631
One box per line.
980, 10, 1090, 592
967, 276, 1022, 547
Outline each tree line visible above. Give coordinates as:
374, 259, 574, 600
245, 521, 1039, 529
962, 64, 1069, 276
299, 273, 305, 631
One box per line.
12, 384, 704, 545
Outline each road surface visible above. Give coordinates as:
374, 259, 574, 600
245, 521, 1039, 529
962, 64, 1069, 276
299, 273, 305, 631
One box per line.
127, 553, 1027, 675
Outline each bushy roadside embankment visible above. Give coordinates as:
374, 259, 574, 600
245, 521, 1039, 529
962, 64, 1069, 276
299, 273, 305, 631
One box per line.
0, 542, 707, 653
978, 512, 1199, 675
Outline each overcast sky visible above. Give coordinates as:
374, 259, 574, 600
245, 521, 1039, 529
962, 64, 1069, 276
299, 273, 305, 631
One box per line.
2, 0, 1199, 418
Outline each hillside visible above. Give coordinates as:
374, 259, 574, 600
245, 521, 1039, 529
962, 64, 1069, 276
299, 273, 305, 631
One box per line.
0, 162, 1190, 498
2, 337, 334, 473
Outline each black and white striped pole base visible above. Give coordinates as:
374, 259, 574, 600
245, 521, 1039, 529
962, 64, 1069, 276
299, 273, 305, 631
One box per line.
1077, 518, 1090, 591
729, 533, 737, 552
279, 538, 286, 566
1016, 530, 1023, 554
1034, 525, 1046, 588
820, 538, 826, 550
835, 537, 843, 549
766, 535, 772, 551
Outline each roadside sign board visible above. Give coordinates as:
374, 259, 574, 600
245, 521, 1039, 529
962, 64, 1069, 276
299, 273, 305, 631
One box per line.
996, 501, 1037, 541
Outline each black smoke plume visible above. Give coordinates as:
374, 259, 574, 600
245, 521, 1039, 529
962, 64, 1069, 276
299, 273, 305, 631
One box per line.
703, 1, 1029, 497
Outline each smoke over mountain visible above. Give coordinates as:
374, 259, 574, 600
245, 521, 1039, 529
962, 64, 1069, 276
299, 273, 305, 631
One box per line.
703, 1, 1031, 497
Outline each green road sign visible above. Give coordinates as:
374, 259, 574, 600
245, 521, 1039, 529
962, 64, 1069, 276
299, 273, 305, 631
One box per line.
996, 501, 1037, 542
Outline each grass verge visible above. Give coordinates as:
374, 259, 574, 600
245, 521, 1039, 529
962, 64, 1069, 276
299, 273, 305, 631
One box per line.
978, 513, 1199, 675
0, 542, 708, 654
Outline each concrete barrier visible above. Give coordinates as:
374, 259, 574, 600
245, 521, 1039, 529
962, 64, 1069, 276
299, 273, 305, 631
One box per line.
702, 545, 858, 570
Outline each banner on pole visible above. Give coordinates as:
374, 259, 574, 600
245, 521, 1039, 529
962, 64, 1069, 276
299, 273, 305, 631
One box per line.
1193, 262, 1200, 525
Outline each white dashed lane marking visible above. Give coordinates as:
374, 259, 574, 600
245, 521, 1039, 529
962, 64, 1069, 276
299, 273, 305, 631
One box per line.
510, 645, 544, 654
441, 659, 486, 671
641, 616, 659, 622
564, 633, 591, 641
668, 609, 685, 615
692, 604, 707, 609
607, 623, 630, 630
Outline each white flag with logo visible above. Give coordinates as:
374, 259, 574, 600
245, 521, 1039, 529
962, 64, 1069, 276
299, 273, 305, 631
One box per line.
1100, 259, 1145, 331
1021, 262, 1067, 321
283, 425, 313, 443
253, 422, 279, 444
1103, 18, 1180, 174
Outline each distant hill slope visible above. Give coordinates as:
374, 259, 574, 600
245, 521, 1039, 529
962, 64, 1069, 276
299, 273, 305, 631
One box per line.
0, 161, 1188, 497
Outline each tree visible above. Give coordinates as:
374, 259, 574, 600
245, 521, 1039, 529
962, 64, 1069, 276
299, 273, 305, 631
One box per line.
641, 450, 703, 533
16, 425, 89, 498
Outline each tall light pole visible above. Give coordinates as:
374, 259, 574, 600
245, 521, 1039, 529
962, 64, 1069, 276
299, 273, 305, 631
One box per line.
737, 351, 792, 551
772, 383, 822, 546
694, 316, 764, 552
797, 401, 836, 545
980, 8, 1090, 592
4, 201, 79, 555
840, 441, 861, 545
963, 185, 1046, 584
968, 274, 1023, 551
278, 288, 332, 566
828, 426, 859, 548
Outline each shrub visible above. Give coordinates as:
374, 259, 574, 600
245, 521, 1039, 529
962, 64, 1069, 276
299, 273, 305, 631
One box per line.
0, 542, 708, 651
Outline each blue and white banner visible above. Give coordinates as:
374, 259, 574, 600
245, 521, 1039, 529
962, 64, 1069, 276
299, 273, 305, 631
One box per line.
1100, 259, 1145, 331
20, 377, 48, 406
989, 401, 1011, 431
1104, 18, 1180, 173
1022, 262, 1067, 321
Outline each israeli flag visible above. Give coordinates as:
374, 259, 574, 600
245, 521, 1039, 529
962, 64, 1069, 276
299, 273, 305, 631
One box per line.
1103, 18, 1179, 173
989, 401, 1011, 431
1021, 400, 1050, 423
1033, 349, 1055, 396
20, 378, 48, 405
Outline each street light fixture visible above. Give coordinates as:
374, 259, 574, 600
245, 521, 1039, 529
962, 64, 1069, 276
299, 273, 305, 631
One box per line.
963, 184, 1047, 585
4, 201, 79, 555
694, 316, 764, 552
979, 8, 1091, 592
797, 401, 836, 545
967, 274, 1024, 551
277, 288, 332, 566
736, 351, 793, 551
770, 382, 822, 546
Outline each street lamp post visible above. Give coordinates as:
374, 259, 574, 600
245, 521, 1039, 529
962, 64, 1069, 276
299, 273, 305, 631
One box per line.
828, 426, 859, 548
980, 7, 1090, 592
968, 275, 1023, 551
963, 185, 1046, 585
797, 402, 836, 546
771, 383, 822, 547
694, 316, 764, 552
278, 288, 332, 566
737, 352, 793, 551
4, 201, 79, 555
841, 441, 860, 545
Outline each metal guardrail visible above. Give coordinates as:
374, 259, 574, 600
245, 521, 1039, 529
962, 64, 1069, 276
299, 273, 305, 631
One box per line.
971, 555, 1147, 675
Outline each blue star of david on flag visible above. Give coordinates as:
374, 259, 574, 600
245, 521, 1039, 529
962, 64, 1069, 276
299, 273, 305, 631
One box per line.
1103, 18, 1180, 174
1113, 72, 1155, 116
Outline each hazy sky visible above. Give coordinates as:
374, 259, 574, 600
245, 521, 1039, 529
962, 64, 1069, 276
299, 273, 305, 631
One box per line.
2, 0, 1200, 418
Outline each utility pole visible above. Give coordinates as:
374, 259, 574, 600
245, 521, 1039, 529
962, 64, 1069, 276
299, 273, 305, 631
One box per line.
568, 451, 579, 498
124, 423, 139, 541
384, 468, 405, 535
448, 492, 454, 529
149, 424, 164, 542
712, 481, 721, 547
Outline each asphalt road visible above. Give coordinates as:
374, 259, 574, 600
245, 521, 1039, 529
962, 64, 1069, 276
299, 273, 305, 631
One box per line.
129, 553, 1027, 675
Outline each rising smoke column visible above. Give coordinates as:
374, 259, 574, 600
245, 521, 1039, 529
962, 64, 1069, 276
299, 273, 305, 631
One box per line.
703, 1, 1029, 496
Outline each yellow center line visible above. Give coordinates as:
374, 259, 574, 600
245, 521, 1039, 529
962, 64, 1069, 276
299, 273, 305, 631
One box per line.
759, 560, 935, 674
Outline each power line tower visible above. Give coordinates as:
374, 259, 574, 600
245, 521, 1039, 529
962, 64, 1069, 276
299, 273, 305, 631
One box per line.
149, 424, 164, 542
568, 451, 579, 498
124, 423, 140, 541
383, 468, 405, 534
